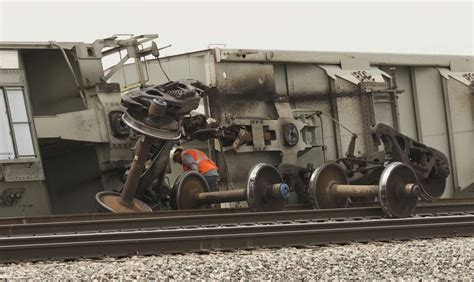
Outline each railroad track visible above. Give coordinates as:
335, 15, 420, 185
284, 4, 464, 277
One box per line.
0, 199, 473, 263
1, 196, 471, 225
0, 202, 473, 236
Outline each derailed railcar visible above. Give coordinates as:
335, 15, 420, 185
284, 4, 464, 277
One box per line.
0, 35, 472, 217
110, 48, 474, 200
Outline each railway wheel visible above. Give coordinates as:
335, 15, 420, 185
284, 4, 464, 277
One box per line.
247, 163, 289, 212
172, 171, 210, 209
307, 162, 350, 209
379, 162, 419, 218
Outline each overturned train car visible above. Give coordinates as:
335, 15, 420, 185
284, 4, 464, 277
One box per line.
111, 48, 474, 201
0, 36, 472, 217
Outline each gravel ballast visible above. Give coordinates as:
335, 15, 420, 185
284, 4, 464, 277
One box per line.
1, 237, 472, 280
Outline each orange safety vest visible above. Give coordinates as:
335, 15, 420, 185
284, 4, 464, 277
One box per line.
181, 149, 218, 175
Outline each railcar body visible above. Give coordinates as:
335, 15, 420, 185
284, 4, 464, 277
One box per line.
0, 35, 472, 217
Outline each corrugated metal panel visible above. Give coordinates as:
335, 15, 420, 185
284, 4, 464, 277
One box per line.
438, 68, 474, 192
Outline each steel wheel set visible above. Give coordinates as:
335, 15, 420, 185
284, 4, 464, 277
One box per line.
171, 160, 422, 218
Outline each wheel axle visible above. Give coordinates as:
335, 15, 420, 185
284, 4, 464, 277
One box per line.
173, 163, 289, 212
308, 162, 420, 217
332, 183, 420, 199
96, 99, 170, 213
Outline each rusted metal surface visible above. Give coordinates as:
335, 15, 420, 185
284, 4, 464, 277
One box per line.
120, 136, 154, 205
332, 184, 379, 198
195, 189, 247, 205
96, 191, 152, 213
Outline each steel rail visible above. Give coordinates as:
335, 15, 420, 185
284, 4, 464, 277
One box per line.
0, 197, 471, 226
1, 202, 472, 237
0, 214, 472, 263
0, 204, 311, 225
1, 214, 472, 245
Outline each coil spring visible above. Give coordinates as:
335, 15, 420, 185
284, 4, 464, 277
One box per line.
418, 153, 427, 167
167, 89, 188, 99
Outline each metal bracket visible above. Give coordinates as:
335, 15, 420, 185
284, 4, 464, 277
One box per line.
438, 68, 474, 86
319, 65, 390, 85
251, 120, 266, 151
